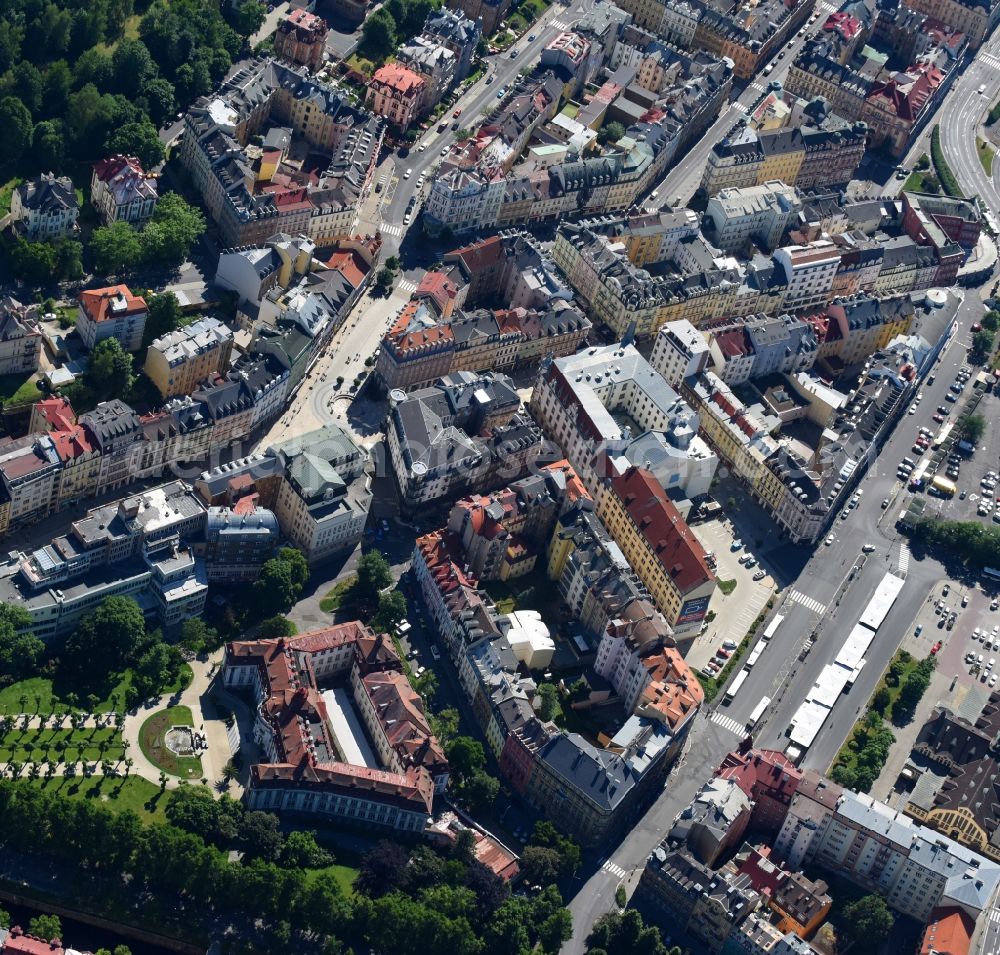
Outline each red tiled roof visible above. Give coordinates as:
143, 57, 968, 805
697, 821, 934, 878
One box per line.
450, 235, 504, 276
33, 396, 75, 432
1, 928, 66, 954
78, 285, 147, 324
326, 250, 367, 289
50, 425, 94, 462
93, 154, 145, 184
919, 907, 974, 955
611, 467, 714, 595
372, 63, 426, 96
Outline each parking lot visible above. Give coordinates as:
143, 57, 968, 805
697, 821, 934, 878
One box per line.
685, 515, 777, 673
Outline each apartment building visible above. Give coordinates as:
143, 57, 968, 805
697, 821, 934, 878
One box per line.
0, 297, 43, 377
445, 0, 511, 34
396, 38, 457, 113
144, 317, 234, 399
706, 182, 802, 254
180, 59, 383, 247
421, 8, 482, 80
902, 0, 1000, 47
530, 342, 717, 498
649, 319, 711, 387
10, 173, 79, 240
703, 313, 819, 386
274, 9, 329, 71
0, 433, 61, 533
2, 480, 209, 640
77, 285, 148, 353
366, 63, 427, 131
775, 771, 1000, 923
386, 372, 543, 512
90, 155, 158, 226
596, 465, 716, 635
203, 502, 279, 582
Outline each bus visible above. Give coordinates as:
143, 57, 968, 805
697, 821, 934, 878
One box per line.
909, 459, 929, 491
984, 567, 1000, 583
747, 696, 771, 730
762, 614, 785, 641
724, 668, 750, 703
746, 642, 766, 668
932, 475, 957, 498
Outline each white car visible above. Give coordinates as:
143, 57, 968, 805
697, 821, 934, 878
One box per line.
418, 142, 427, 152
403, 168, 412, 179
825, 536, 834, 546
862, 543, 875, 553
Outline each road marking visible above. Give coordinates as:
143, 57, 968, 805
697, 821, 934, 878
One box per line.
550, 17, 570, 28
788, 590, 827, 615
898, 541, 911, 575
397, 278, 418, 293
601, 860, 627, 878
710, 712, 746, 735
732, 102, 750, 114
750, 81, 767, 93
982, 52, 1000, 71
381, 223, 404, 237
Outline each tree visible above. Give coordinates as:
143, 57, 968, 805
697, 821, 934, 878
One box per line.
0, 96, 33, 163
840, 895, 893, 950
0, 906, 9, 928
280, 830, 333, 869
106, 120, 165, 170
62, 595, 145, 686
256, 615, 298, 638
27, 914, 62, 943
520, 845, 562, 885
82, 338, 136, 403
131, 640, 184, 701
91, 220, 142, 275
537, 682, 561, 722
429, 707, 460, 744
356, 551, 393, 605
445, 736, 485, 783
961, 413, 987, 445
587, 909, 667, 955
375, 267, 395, 292
983, 310, 1000, 332
33, 119, 67, 170
142, 292, 184, 348
111, 39, 155, 93
7, 238, 56, 288
356, 839, 411, 897
54, 238, 84, 281
530, 820, 581, 878
252, 547, 309, 617
139, 77, 176, 126
971, 329, 995, 364
372, 590, 407, 633
0, 603, 44, 685
597, 121, 625, 145
893, 658, 935, 722
239, 810, 284, 861
461, 771, 499, 812
141, 193, 206, 265
362, 8, 396, 59
179, 617, 217, 655
237, 0, 268, 36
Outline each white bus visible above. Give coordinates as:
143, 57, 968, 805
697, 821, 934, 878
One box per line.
724, 667, 750, 703
762, 614, 784, 641
746, 642, 766, 668
747, 696, 771, 730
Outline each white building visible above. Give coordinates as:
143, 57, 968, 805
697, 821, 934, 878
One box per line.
10, 173, 79, 240
530, 343, 718, 499
706, 180, 801, 253
649, 319, 711, 388
90, 154, 158, 226
773, 240, 841, 311
503, 609, 555, 670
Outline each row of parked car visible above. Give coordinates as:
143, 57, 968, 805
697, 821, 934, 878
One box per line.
701, 639, 739, 679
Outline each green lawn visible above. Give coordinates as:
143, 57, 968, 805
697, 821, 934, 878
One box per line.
0, 371, 42, 407
979, 138, 995, 176
304, 862, 360, 897
16, 774, 169, 824
320, 575, 358, 613
139, 705, 203, 779
0, 727, 125, 764
718, 578, 737, 596
0, 177, 23, 216
0, 665, 191, 717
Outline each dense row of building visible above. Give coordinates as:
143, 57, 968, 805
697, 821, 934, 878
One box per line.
374, 232, 590, 392
423, 36, 731, 235
634, 744, 1000, 955
410, 457, 706, 844
550, 191, 980, 339
0, 417, 372, 640
179, 59, 384, 247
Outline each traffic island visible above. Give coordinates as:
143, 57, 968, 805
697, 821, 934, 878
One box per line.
138, 706, 204, 779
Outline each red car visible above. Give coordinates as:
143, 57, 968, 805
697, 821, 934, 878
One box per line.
931, 641, 942, 655
972, 322, 982, 332
453, 108, 462, 118
933, 413, 945, 423
716, 647, 732, 658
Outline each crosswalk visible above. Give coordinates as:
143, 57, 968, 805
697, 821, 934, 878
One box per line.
981, 52, 1000, 71
898, 541, 911, 575
397, 278, 418, 294
381, 222, 405, 238
733, 102, 750, 114
989, 908, 1000, 923
710, 711, 746, 736
788, 590, 827, 615
550, 17, 571, 29
601, 859, 627, 879
749, 81, 768, 94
